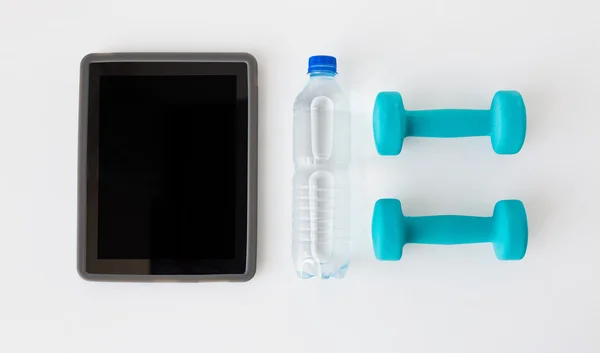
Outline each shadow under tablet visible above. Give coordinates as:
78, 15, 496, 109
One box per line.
77, 53, 258, 282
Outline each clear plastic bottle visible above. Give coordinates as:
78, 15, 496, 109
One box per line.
292, 55, 351, 279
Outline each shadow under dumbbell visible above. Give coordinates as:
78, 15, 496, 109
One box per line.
515, 193, 553, 252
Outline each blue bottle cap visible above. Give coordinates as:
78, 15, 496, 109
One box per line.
308, 55, 337, 74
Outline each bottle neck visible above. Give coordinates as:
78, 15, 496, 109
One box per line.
309, 71, 337, 78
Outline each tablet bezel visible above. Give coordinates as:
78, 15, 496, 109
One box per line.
77, 53, 257, 282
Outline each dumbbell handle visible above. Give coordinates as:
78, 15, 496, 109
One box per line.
406, 215, 492, 244
407, 110, 490, 138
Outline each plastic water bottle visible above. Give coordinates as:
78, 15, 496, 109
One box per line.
292, 55, 351, 279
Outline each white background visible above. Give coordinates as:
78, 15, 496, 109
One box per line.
1, 0, 599, 352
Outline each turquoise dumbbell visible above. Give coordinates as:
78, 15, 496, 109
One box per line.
372, 199, 528, 261
373, 91, 526, 155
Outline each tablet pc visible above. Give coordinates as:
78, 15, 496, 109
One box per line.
77, 53, 257, 282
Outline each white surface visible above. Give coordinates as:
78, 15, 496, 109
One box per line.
0, 0, 599, 352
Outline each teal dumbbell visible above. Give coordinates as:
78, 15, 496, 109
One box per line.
373, 91, 526, 155
371, 199, 528, 261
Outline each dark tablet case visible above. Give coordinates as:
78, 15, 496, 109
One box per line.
77, 53, 257, 282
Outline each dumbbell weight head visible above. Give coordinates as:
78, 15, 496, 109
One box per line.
492, 200, 528, 260
489, 91, 527, 154
372, 198, 406, 261
373, 92, 406, 156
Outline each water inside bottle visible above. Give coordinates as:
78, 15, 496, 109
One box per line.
293, 78, 351, 279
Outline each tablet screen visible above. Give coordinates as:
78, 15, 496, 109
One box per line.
98, 74, 237, 260
82, 59, 252, 276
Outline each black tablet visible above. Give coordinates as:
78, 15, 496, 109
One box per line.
77, 53, 257, 281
